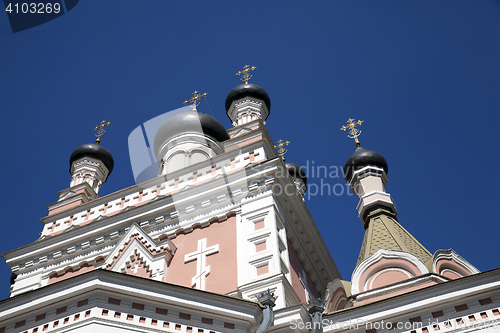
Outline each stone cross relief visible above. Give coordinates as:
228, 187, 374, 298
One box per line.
184, 238, 219, 290
131, 262, 141, 274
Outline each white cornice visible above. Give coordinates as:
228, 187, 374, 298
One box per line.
0, 270, 263, 330
349, 165, 388, 188
227, 99, 269, 125
46, 192, 90, 211
351, 249, 429, 295
273, 303, 310, 329
56, 182, 98, 200
71, 156, 109, 177
323, 268, 500, 333
433, 248, 480, 275
353, 274, 448, 304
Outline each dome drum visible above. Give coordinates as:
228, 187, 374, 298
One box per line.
69, 143, 114, 175
157, 133, 224, 158
225, 84, 271, 126
153, 112, 229, 176
349, 165, 388, 195
343, 147, 396, 224
69, 156, 111, 194
343, 147, 388, 183
68, 143, 114, 194
227, 98, 269, 127
157, 133, 224, 175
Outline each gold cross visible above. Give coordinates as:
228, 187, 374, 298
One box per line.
94, 120, 111, 144
236, 65, 257, 84
340, 118, 364, 147
274, 139, 290, 160
183, 90, 208, 112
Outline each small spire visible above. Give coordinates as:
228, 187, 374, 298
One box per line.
183, 90, 208, 112
340, 118, 364, 147
94, 120, 111, 144
274, 139, 290, 161
236, 65, 257, 84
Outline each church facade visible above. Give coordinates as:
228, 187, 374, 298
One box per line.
1, 70, 499, 333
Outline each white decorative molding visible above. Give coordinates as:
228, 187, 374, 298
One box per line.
227, 98, 269, 127
104, 224, 176, 280
433, 249, 480, 276
351, 248, 429, 295
356, 190, 397, 221
40, 145, 266, 234
157, 133, 224, 175
70, 157, 110, 194
349, 165, 389, 188
1, 269, 263, 333
440, 268, 464, 278
352, 274, 449, 306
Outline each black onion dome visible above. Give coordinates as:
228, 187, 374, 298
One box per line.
69, 143, 114, 174
343, 147, 388, 182
153, 112, 229, 158
286, 162, 308, 186
225, 83, 271, 115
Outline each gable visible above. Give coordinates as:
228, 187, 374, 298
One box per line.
101, 224, 176, 281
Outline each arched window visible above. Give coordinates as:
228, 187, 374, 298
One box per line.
167, 153, 186, 173
190, 150, 209, 166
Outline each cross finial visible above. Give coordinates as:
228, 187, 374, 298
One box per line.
274, 139, 290, 161
340, 118, 364, 147
94, 120, 111, 144
183, 90, 208, 112
236, 65, 257, 84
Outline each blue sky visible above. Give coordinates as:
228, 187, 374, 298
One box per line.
0, 1, 499, 300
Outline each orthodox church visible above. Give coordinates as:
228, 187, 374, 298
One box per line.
0, 67, 499, 333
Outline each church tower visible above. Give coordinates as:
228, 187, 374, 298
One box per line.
325, 119, 481, 312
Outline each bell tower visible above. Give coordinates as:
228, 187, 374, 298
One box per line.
326, 119, 480, 311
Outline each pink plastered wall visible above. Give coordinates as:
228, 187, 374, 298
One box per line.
357, 258, 423, 293
123, 254, 152, 279
435, 258, 471, 279
328, 286, 347, 312
164, 216, 238, 294
75, 188, 91, 197
287, 240, 320, 303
